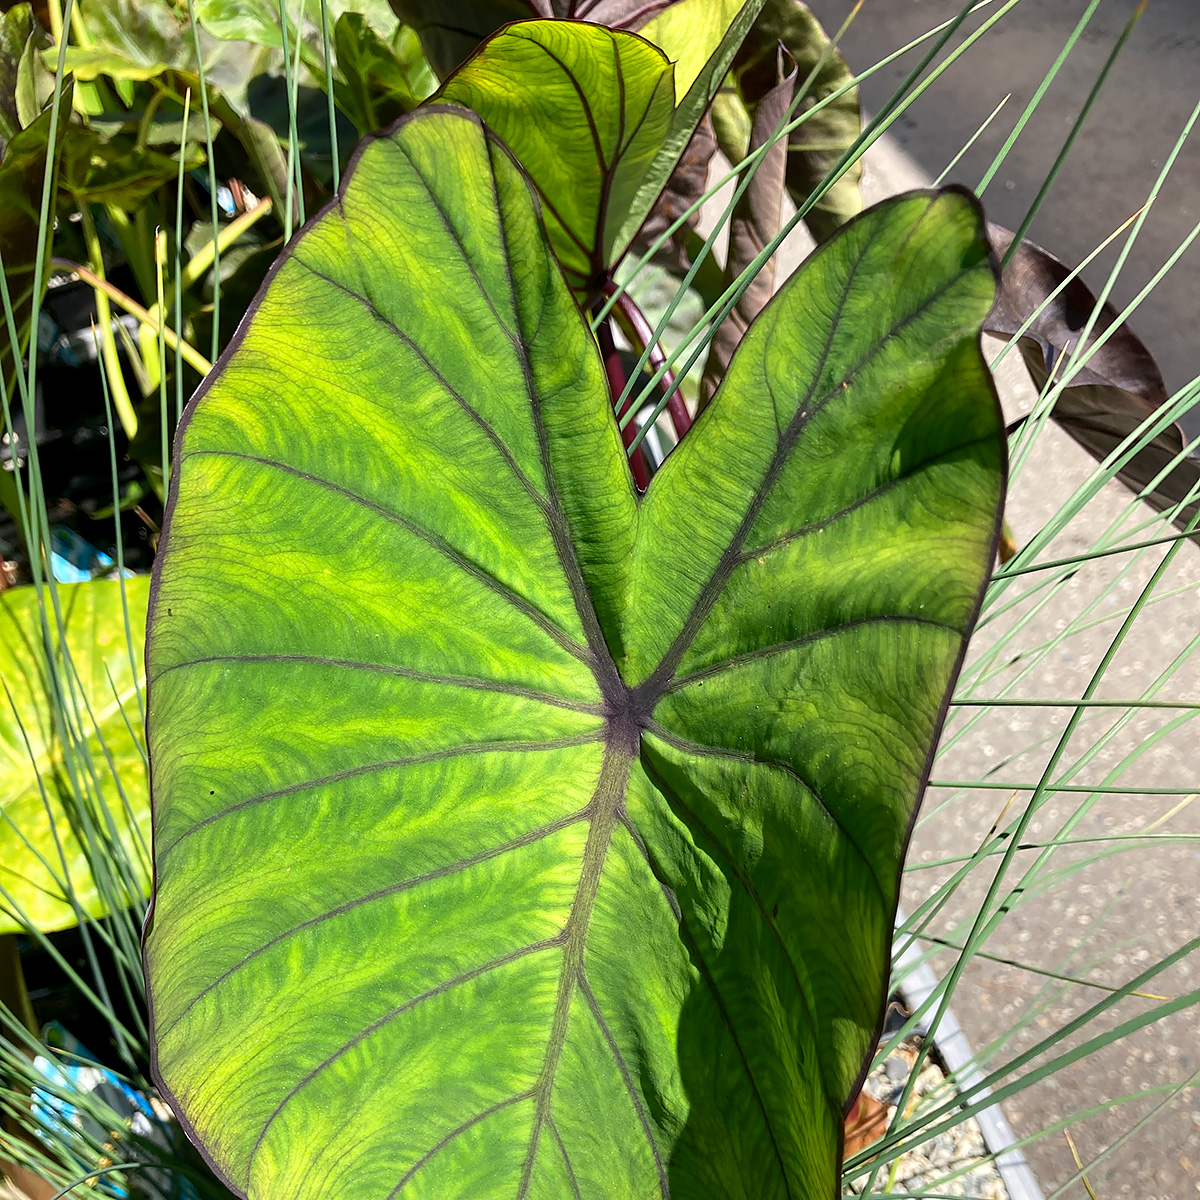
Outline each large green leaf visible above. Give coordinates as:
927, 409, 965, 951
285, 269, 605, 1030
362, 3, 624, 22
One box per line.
0, 577, 150, 935
144, 107, 1003, 1199
435, 21, 675, 296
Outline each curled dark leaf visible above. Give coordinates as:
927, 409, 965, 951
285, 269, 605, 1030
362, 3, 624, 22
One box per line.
985, 224, 1199, 537
630, 113, 715, 274
720, 0, 862, 246
701, 48, 796, 407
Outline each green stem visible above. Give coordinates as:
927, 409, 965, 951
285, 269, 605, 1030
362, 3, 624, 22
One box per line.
0, 936, 36, 1041
51, 258, 212, 378
78, 207, 139, 438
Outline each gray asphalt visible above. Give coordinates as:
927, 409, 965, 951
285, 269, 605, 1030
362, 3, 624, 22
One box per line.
798, 2, 1200, 1195
809, 0, 1200, 426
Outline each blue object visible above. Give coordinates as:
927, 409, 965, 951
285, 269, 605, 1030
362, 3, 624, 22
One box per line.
31, 1024, 198, 1200
49, 527, 133, 583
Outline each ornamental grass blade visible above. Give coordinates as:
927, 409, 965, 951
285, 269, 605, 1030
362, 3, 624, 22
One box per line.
985, 223, 1200, 535
0, 577, 150, 934
144, 106, 1004, 1200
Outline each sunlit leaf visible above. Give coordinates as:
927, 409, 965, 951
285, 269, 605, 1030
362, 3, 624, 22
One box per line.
639, 0, 749, 100
434, 10, 766, 299
0, 577, 150, 935
145, 107, 1003, 1199
435, 21, 675, 296
194, 0, 398, 50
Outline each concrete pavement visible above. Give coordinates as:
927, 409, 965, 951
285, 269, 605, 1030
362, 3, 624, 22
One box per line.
791, 4, 1199, 1192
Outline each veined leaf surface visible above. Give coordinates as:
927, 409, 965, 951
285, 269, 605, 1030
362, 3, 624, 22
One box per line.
435, 21, 676, 295
434, 9, 765, 298
145, 107, 1004, 1200
1, 576, 150, 934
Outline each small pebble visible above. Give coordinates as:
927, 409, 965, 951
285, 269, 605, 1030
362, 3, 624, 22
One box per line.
848, 1031, 1012, 1199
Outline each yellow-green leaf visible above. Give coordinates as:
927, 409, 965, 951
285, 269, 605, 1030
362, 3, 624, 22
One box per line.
436, 21, 675, 296
0, 578, 150, 934
144, 107, 1004, 1200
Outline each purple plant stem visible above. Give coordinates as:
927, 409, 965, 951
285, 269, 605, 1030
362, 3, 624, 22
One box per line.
596, 315, 652, 491
602, 282, 693, 441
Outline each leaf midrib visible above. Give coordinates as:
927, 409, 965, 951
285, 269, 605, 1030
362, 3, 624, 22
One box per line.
170, 150, 986, 1197
508, 197, 979, 1190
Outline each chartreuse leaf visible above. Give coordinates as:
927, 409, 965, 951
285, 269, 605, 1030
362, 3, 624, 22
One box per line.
435, 8, 765, 297
144, 107, 1003, 1200
435, 21, 676, 295
640, 0, 755, 100
1, 577, 150, 934
612, 0, 766, 261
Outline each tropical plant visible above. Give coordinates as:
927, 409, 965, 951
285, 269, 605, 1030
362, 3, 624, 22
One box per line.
142, 105, 1004, 1198
2, 2, 1198, 1200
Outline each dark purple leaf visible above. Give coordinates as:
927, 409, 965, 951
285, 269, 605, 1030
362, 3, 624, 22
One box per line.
701, 51, 796, 407
985, 224, 1199, 537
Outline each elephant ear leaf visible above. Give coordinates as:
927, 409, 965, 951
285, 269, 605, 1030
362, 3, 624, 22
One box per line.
1, 577, 150, 934
435, 20, 676, 298
144, 106, 1003, 1200
434, 6, 766, 299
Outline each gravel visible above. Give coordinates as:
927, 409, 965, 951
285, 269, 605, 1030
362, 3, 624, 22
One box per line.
846, 1033, 1011, 1199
